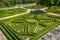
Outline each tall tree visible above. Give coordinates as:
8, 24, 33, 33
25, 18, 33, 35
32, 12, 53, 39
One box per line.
37, 0, 53, 9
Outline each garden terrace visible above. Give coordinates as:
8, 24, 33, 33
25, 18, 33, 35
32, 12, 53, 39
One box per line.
1, 13, 60, 40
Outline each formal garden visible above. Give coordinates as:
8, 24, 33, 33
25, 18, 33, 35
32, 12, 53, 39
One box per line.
0, 13, 59, 40
0, 0, 60, 40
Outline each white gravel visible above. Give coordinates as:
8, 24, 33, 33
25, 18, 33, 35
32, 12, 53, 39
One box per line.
0, 30, 8, 40
47, 12, 60, 16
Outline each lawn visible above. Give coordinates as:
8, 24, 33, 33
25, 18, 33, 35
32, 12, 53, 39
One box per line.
0, 8, 27, 18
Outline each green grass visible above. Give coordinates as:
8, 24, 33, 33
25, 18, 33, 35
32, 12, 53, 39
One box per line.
0, 8, 27, 18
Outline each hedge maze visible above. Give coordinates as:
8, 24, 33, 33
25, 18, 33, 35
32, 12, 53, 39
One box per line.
0, 13, 60, 40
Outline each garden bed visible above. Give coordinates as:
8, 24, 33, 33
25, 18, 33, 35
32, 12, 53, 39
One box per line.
0, 8, 27, 18
27, 19, 37, 23
46, 6, 60, 14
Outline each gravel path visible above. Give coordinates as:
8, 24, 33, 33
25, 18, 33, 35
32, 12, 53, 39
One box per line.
0, 6, 17, 10
47, 12, 60, 16
0, 30, 8, 40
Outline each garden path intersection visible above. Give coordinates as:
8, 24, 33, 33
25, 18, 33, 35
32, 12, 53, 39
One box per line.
0, 7, 60, 20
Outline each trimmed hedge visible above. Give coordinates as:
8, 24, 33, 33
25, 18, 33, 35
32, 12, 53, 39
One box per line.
0, 22, 21, 40
2, 22, 20, 40
0, 24, 13, 40
0, 23, 13, 40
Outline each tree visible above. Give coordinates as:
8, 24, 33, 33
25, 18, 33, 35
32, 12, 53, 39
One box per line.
22, 0, 26, 4
46, 0, 52, 10
37, 0, 53, 9
54, 0, 60, 5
